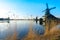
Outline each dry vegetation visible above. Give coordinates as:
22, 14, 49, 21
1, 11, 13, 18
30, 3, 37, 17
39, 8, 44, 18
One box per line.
22, 22, 60, 40
5, 21, 60, 40
22, 27, 60, 40
5, 27, 60, 40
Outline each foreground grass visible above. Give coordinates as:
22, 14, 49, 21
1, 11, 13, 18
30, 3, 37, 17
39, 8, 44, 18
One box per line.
22, 27, 60, 40
5, 28, 60, 40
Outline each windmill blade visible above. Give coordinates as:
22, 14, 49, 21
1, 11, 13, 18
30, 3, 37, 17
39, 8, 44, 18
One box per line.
42, 3, 49, 12
42, 9, 46, 12
46, 3, 49, 9
49, 7, 56, 10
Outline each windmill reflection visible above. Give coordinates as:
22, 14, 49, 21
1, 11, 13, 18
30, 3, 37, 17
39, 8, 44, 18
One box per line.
35, 17, 43, 25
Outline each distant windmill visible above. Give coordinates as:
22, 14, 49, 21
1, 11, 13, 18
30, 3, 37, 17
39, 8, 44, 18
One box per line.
31, 15, 32, 19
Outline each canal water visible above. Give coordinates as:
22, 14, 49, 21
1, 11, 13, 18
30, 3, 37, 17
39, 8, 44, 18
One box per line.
0, 20, 45, 40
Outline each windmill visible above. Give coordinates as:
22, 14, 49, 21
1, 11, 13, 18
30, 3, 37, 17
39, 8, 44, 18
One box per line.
42, 3, 56, 31
42, 3, 56, 16
39, 3, 56, 25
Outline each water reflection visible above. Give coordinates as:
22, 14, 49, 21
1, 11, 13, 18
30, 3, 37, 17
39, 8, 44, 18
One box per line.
0, 23, 9, 40
0, 20, 10, 23
0, 20, 45, 40
35, 20, 45, 35
33, 24, 45, 35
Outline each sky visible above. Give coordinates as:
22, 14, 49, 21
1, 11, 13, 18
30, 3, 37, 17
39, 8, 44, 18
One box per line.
0, 0, 60, 19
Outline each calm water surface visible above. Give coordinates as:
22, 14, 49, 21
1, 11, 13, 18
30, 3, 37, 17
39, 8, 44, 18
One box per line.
0, 20, 45, 40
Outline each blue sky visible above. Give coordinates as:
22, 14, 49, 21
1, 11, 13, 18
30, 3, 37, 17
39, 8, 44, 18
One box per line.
0, 0, 60, 19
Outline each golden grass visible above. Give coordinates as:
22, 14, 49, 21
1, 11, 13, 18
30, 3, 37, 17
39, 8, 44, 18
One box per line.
5, 27, 60, 40
5, 21, 60, 40
22, 24, 60, 40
